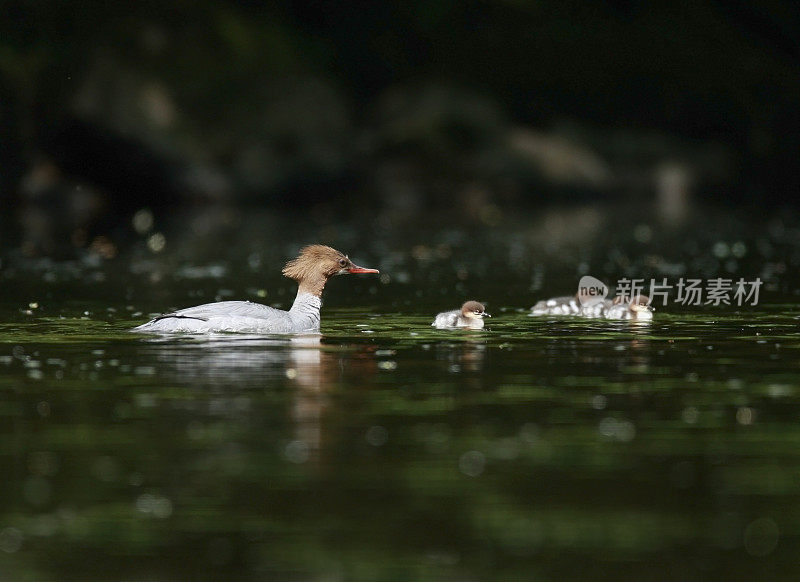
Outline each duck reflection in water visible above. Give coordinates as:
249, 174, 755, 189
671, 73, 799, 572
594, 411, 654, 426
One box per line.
138, 334, 377, 466
436, 337, 487, 382
540, 318, 655, 378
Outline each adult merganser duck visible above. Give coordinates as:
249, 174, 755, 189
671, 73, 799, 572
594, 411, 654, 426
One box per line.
133, 245, 379, 334
603, 294, 653, 320
432, 301, 490, 329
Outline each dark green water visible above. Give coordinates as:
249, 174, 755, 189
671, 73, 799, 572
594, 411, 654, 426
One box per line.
1, 205, 800, 580
2, 306, 799, 581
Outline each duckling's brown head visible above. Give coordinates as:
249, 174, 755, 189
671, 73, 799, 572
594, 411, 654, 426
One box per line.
461, 300, 490, 319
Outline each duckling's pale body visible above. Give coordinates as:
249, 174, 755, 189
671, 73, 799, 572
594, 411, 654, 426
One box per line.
133, 245, 378, 334
433, 301, 490, 329
531, 295, 582, 316
603, 295, 653, 320
531, 294, 608, 317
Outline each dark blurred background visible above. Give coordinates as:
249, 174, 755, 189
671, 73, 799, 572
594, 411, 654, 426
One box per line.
3, 8, 800, 580
1, 0, 799, 258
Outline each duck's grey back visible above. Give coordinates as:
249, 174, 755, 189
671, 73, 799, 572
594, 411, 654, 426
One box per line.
133, 294, 322, 334
432, 309, 461, 329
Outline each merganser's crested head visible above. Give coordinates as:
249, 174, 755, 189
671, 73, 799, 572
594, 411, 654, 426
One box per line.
461, 300, 490, 319
282, 245, 379, 296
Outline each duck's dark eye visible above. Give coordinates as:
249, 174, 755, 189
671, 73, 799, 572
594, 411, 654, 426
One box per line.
339, 259, 348, 267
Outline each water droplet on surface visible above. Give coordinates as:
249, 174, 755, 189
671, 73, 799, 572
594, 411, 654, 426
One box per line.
366, 425, 389, 446
591, 394, 607, 409
736, 407, 755, 425
132, 209, 154, 233
682, 406, 699, 424
284, 440, 309, 464
713, 241, 730, 258
23, 476, 52, 506
36, 401, 50, 417
633, 224, 652, 243
0, 527, 23, 553
147, 233, 166, 253
91, 456, 120, 482
744, 518, 779, 557
28, 451, 59, 476
519, 423, 539, 443
459, 450, 486, 477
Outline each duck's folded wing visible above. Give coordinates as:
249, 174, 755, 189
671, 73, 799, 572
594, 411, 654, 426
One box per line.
532, 296, 579, 315
154, 301, 282, 322
433, 310, 459, 328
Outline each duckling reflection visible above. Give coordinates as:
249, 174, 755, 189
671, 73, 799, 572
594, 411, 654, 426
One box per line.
540, 319, 655, 376
435, 337, 487, 376
619, 322, 655, 373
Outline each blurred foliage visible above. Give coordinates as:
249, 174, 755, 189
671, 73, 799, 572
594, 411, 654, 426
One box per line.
2, 0, 799, 212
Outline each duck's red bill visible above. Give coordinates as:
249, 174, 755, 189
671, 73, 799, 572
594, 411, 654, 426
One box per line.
348, 265, 379, 274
